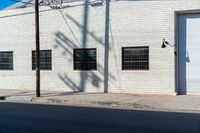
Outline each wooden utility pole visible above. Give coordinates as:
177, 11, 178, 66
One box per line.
35, 0, 40, 97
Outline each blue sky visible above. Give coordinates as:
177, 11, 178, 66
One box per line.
0, 0, 19, 10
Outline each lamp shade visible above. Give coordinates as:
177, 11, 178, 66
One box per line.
161, 39, 166, 48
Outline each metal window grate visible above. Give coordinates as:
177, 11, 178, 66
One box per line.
0, 52, 13, 70
122, 46, 149, 70
32, 50, 52, 70
74, 48, 97, 70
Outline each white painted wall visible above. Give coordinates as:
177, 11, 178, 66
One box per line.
0, 0, 200, 94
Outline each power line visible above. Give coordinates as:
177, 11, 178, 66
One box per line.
58, 9, 81, 47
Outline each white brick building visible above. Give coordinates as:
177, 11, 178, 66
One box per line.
0, 0, 200, 95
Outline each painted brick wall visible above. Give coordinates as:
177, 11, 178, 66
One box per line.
0, 0, 200, 94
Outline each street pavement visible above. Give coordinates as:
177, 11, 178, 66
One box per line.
0, 102, 200, 133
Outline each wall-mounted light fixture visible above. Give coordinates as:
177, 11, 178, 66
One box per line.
161, 38, 177, 55
161, 38, 175, 48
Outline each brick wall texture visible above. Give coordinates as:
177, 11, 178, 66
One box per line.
0, 0, 200, 94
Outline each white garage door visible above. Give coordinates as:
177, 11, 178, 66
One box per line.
179, 14, 200, 94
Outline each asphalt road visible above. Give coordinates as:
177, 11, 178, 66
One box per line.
0, 102, 200, 133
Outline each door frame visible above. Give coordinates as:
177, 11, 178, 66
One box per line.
175, 9, 200, 95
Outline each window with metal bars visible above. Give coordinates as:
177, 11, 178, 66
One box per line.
74, 48, 97, 70
0, 51, 13, 70
122, 46, 149, 70
32, 50, 52, 70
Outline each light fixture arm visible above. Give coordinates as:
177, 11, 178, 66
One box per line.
162, 38, 176, 48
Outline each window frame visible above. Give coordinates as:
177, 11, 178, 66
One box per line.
32, 50, 52, 71
121, 46, 149, 71
73, 48, 97, 71
0, 51, 13, 70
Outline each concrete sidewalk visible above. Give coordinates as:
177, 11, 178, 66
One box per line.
1, 89, 200, 112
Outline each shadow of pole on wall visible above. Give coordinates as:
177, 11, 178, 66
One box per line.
54, 1, 116, 93
104, 0, 110, 93
54, 31, 116, 92
65, 14, 104, 46
80, 0, 89, 92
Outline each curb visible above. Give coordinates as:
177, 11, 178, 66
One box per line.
30, 97, 151, 109
2, 96, 150, 109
